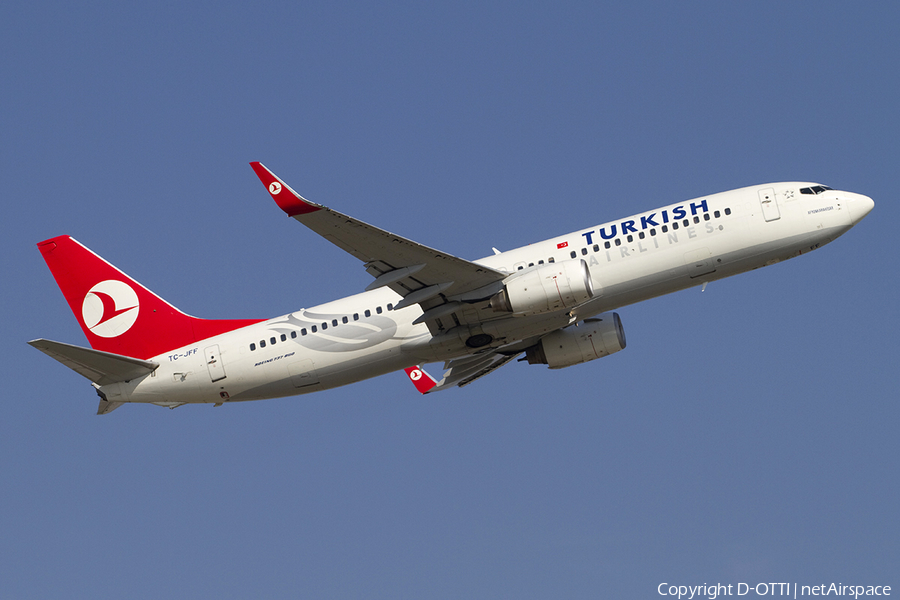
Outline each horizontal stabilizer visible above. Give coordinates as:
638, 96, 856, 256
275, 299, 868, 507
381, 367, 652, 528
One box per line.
97, 398, 125, 415
28, 339, 158, 386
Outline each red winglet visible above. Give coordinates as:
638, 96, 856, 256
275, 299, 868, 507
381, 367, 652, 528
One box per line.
249, 162, 321, 217
404, 366, 438, 394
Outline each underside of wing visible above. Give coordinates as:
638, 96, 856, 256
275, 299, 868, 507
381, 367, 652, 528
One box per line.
408, 351, 521, 393
438, 351, 521, 389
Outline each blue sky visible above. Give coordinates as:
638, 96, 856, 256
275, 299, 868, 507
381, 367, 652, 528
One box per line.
2, 2, 898, 598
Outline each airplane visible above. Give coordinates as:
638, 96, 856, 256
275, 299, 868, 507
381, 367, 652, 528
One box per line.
29, 163, 874, 414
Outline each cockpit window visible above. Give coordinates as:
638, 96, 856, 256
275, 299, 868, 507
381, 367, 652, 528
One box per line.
800, 185, 833, 195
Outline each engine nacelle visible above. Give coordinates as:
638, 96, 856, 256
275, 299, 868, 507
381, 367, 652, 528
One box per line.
524, 312, 626, 369
490, 259, 594, 316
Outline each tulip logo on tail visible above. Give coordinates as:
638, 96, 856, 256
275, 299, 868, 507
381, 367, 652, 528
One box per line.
82, 280, 140, 338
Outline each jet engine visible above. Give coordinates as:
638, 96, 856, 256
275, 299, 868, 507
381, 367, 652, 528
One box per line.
524, 312, 626, 369
490, 259, 594, 316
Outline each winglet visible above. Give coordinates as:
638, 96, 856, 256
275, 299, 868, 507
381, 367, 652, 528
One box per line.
404, 366, 439, 394
249, 162, 322, 217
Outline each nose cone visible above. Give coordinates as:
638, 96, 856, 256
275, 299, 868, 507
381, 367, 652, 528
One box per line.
847, 193, 875, 224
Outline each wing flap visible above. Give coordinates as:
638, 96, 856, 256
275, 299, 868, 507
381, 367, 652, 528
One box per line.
441, 352, 520, 388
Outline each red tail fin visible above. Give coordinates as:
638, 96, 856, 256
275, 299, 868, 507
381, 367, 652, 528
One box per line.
37, 236, 262, 359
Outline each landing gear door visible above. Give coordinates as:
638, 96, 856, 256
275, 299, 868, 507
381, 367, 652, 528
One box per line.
759, 187, 781, 222
204, 344, 226, 382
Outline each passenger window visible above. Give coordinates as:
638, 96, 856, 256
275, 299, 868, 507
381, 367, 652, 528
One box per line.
376, 306, 383, 314
704, 213, 710, 221
570, 251, 576, 259
662, 225, 668, 233
626, 235, 633, 243
342, 316, 348, 324
650, 229, 656, 236
301, 328, 307, 336
548, 257, 555, 263
250, 343, 256, 351
321, 323, 327, 330
387, 304, 393, 311
673, 222, 679, 230
639, 232, 645, 239
280, 334, 286, 342
593, 244, 599, 252
615, 238, 621, 246
581, 248, 587, 256
538, 260, 544, 264
311, 325, 317, 333
517, 265, 524, 270
260, 340, 266, 348
724, 208, 732, 215
604, 241, 611, 249
528, 262, 534, 267
353, 313, 359, 321
332, 319, 338, 327
693, 216, 700, 224
714, 210, 721, 218
683, 219, 689, 227
270, 337, 276, 345
365, 309, 371, 317
291, 331, 297, 339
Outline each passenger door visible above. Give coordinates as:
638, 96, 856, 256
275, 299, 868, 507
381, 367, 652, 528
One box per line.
204, 344, 226, 382
758, 188, 781, 222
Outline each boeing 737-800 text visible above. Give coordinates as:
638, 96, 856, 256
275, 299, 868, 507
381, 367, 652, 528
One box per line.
30, 163, 874, 413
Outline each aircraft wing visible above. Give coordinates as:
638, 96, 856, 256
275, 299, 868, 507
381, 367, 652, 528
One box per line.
405, 351, 521, 394
436, 352, 521, 389
251, 162, 507, 325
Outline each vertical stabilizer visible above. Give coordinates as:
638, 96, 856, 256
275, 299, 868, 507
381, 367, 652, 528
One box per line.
37, 236, 262, 359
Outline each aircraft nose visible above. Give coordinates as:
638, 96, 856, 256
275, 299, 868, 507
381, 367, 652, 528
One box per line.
847, 193, 875, 224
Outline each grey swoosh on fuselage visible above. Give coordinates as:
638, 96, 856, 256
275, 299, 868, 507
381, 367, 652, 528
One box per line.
269, 312, 398, 353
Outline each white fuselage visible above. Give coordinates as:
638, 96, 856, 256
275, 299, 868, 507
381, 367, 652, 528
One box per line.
102, 183, 871, 407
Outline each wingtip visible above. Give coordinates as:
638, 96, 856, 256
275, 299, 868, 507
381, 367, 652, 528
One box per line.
404, 366, 439, 394
249, 162, 321, 217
